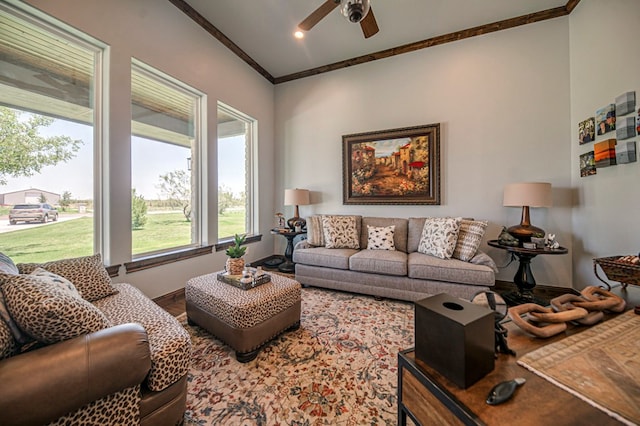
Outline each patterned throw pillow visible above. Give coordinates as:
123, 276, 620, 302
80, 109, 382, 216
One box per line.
0, 254, 27, 347
0, 252, 18, 275
17, 254, 117, 302
2, 274, 111, 344
306, 215, 325, 247
417, 217, 462, 259
322, 215, 360, 249
367, 225, 396, 250
453, 219, 488, 261
29, 267, 81, 298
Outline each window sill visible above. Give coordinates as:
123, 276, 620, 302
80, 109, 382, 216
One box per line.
214, 233, 262, 252
124, 246, 213, 274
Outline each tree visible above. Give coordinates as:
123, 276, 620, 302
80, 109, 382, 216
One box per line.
131, 189, 148, 229
218, 185, 235, 215
60, 191, 72, 211
38, 193, 47, 203
0, 107, 82, 185
158, 170, 191, 221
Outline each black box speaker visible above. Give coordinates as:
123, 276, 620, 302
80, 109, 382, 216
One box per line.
415, 293, 494, 389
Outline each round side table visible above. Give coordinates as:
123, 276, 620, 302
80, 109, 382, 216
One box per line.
487, 240, 568, 306
270, 229, 306, 273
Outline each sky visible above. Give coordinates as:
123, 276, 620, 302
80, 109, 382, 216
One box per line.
1, 116, 245, 201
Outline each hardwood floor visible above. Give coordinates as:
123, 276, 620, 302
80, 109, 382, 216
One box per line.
153, 288, 185, 317
153, 277, 639, 317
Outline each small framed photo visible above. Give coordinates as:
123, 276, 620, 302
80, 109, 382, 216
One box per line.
594, 139, 617, 168
578, 117, 595, 144
579, 151, 596, 177
596, 104, 616, 135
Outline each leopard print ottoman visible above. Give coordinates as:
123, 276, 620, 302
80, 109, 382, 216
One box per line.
185, 272, 301, 362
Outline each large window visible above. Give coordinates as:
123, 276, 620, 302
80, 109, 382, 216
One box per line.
0, 2, 104, 263
131, 60, 205, 258
217, 103, 255, 240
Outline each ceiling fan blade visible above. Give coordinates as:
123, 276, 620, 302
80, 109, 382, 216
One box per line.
298, 0, 339, 31
360, 6, 379, 38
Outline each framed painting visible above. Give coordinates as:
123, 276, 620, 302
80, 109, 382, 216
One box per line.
342, 123, 440, 205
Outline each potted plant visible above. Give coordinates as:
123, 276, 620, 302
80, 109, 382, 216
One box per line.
225, 233, 247, 275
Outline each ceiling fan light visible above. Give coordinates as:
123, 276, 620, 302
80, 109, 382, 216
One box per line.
341, 0, 370, 24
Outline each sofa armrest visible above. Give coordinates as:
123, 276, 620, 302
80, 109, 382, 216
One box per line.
0, 323, 151, 426
295, 240, 313, 250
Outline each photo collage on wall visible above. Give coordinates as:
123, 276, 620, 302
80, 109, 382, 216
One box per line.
578, 91, 638, 177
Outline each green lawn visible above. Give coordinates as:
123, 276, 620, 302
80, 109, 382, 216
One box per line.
0, 210, 246, 264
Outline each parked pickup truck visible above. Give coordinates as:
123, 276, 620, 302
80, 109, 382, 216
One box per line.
8, 203, 58, 225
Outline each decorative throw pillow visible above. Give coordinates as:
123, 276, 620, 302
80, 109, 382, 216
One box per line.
0, 318, 17, 360
1, 274, 111, 344
322, 215, 360, 249
29, 267, 81, 298
367, 225, 396, 251
453, 219, 488, 261
306, 215, 325, 247
0, 252, 18, 275
417, 217, 462, 259
17, 254, 117, 302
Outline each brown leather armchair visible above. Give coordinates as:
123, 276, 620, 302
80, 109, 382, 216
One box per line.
0, 323, 186, 425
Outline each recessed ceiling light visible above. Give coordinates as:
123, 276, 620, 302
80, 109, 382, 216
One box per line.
294, 30, 305, 39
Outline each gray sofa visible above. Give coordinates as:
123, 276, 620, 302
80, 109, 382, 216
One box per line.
293, 216, 497, 302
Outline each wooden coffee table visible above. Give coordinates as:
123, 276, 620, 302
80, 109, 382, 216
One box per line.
398, 286, 639, 425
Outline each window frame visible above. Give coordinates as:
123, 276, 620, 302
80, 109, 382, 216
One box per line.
130, 59, 207, 260
216, 101, 257, 242
0, 0, 108, 262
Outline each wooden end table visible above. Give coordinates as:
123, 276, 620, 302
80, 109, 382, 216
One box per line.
397, 307, 637, 426
270, 228, 306, 273
487, 240, 568, 306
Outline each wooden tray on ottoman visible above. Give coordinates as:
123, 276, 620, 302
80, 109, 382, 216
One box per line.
217, 272, 271, 290
594, 256, 640, 289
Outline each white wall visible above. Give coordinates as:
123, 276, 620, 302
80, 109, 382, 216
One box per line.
275, 18, 574, 287
23, 0, 276, 298
569, 0, 640, 289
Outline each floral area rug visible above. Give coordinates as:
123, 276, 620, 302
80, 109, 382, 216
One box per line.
181, 287, 415, 425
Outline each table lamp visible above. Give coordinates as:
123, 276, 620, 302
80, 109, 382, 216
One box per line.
503, 182, 552, 242
284, 188, 310, 230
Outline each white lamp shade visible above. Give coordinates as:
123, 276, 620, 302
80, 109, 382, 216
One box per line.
284, 188, 310, 206
503, 182, 552, 208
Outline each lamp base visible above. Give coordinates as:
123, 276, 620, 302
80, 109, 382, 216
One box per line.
287, 216, 307, 231
507, 224, 545, 243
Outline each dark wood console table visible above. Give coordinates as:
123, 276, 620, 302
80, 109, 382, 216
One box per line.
398, 320, 623, 426
487, 240, 568, 306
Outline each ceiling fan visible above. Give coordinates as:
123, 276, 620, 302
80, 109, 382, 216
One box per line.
298, 0, 379, 39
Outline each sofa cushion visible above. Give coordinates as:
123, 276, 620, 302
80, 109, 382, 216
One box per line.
322, 215, 360, 249
1, 273, 111, 344
93, 283, 191, 392
408, 252, 495, 286
293, 247, 357, 270
18, 254, 117, 302
361, 217, 408, 252
306, 215, 325, 247
418, 217, 462, 259
0, 316, 17, 359
349, 250, 407, 276
453, 219, 488, 261
407, 217, 427, 253
366, 225, 396, 251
